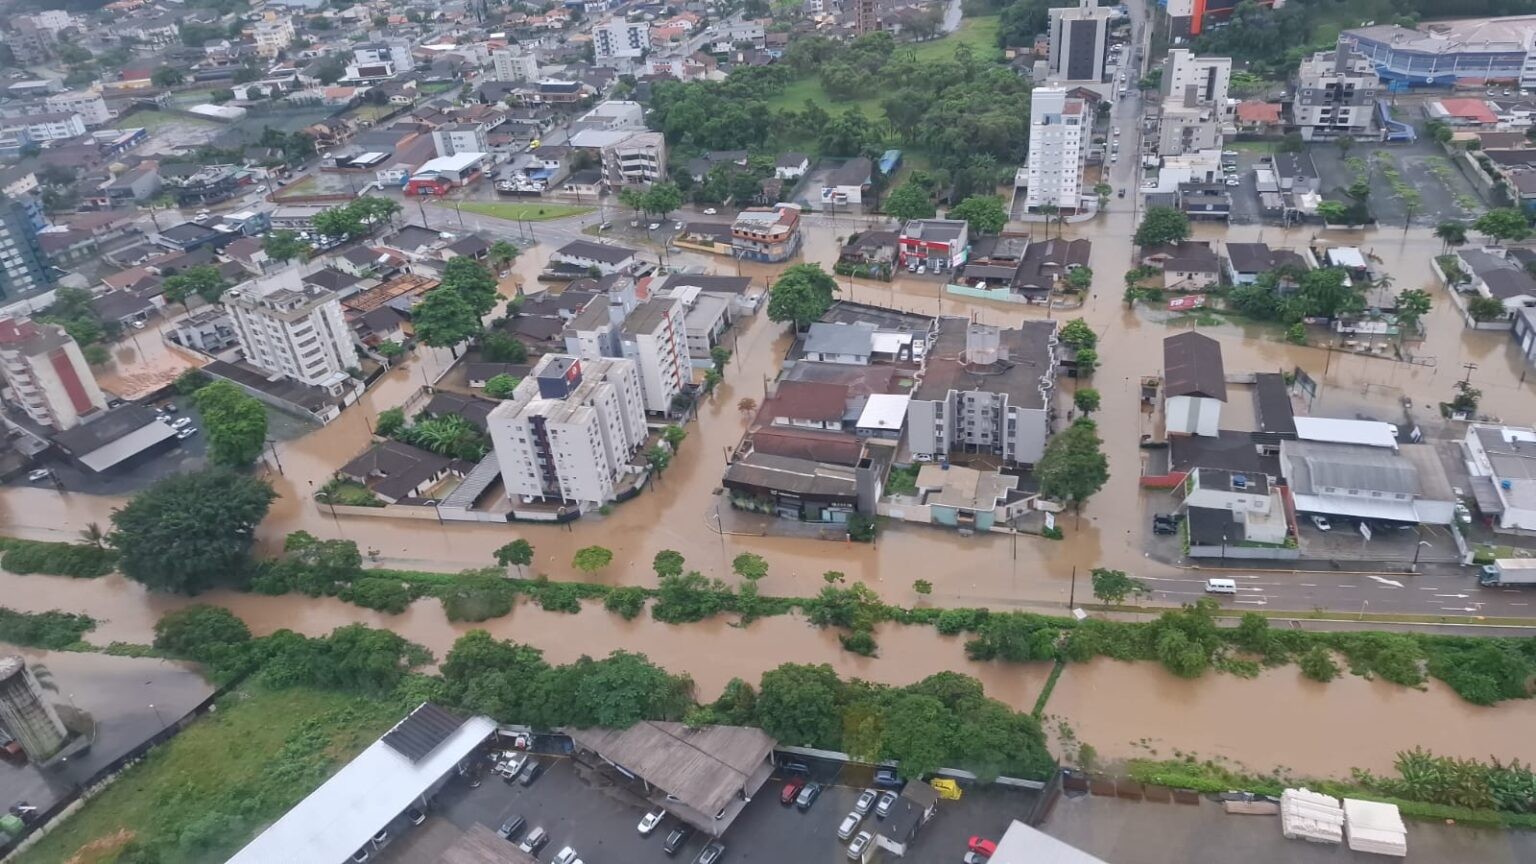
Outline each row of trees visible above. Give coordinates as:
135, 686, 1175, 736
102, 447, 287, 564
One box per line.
311, 196, 403, 241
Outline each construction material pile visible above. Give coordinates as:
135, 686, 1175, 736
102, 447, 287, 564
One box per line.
1279, 788, 1344, 844
1343, 798, 1408, 857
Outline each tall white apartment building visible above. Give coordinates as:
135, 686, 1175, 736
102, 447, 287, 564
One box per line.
564, 295, 690, 415
431, 124, 490, 158
488, 355, 648, 507
253, 17, 296, 58
44, 90, 110, 126
593, 18, 650, 61
1163, 49, 1232, 107
493, 48, 539, 82
1023, 86, 1088, 212
0, 317, 106, 430
1047, 0, 1114, 83
223, 269, 359, 392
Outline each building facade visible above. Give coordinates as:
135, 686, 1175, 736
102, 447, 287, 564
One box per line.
488, 355, 648, 507
1023, 87, 1088, 212
253, 16, 295, 57
492, 48, 539, 82
731, 205, 803, 263
0, 196, 52, 303
223, 269, 359, 391
593, 18, 650, 61
1047, 0, 1113, 83
1342, 18, 1536, 88
0, 317, 107, 429
1292, 48, 1378, 141
43, 90, 111, 126
431, 124, 490, 158
600, 130, 666, 187
1, 112, 85, 143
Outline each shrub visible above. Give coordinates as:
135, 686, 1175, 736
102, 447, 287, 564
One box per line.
527, 579, 585, 614
0, 607, 96, 649
839, 630, 878, 656
935, 607, 988, 635
652, 572, 730, 623
0, 537, 118, 578
1300, 646, 1340, 682
153, 605, 251, 662
341, 578, 414, 614
604, 586, 648, 620
440, 571, 517, 622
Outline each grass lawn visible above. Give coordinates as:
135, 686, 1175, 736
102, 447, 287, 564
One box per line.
111, 110, 218, 132
449, 201, 593, 222
764, 16, 1000, 119
17, 687, 401, 864
281, 175, 322, 196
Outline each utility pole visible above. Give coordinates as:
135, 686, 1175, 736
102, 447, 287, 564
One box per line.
1461, 362, 1478, 386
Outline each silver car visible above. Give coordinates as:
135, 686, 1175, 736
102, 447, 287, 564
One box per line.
853, 789, 877, 815
847, 831, 873, 859
837, 812, 861, 840
874, 791, 898, 818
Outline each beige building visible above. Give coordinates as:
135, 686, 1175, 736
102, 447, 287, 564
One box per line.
223, 268, 358, 392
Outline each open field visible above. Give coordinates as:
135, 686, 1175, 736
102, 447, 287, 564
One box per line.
448, 201, 593, 222
17, 687, 400, 864
110, 110, 219, 132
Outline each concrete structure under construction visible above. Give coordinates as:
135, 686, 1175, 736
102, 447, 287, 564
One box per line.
0, 655, 67, 761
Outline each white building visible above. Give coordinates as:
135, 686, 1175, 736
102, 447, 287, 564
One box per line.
1183, 468, 1288, 544
223, 268, 359, 392
593, 18, 650, 61
1047, 0, 1114, 83
349, 40, 414, 78
1158, 49, 1232, 156
576, 100, 645, 131
1, 112, 85, 143
1292, 49, 1378, 141
1463, 424, 1536, 534
43, 90, 110, 126
1023, 86, 1088, 213
253, 17, 296, 57
492, 48, 539, 82
1163, 49, 1231, 108
0, 317, 106, 430
488, 355, 648, 507
431, 124, 490, 158
564, 295, 690, 415
1163, 332, 1224, 437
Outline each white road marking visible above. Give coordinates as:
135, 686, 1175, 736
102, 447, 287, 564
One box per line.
1433, 593, 1470, 599
1366, 576, 1405, 588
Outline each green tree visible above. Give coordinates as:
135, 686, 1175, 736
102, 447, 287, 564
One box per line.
480, 332, 528, 363
1058, 318, 1097, 349
1316, 200, 1348, 224
152, 605, 251, 663
879, 692, 951, 778
151, 65, 184, 87
563, 650, 694, 727
754, 663, 844, 750
947, 195, 1008, 235
192, 381, 268, 469
710, 344, 732, 372
663, 425, 687, 448
375, 407, 406, 437
1093, 182, 1113, 209
494, 539, 533, 575
767, 264, 839, 330
1473, 208, 1531, 244
1134, 207, 1191, 247
1073, 347, 1098, 376
913, 579, 933, 594
440, 256, 500, 316
1435, 220, 1468, 251
572, 545, 614, 577
262, 229, 310, 263
883, 181, 936, 221
483, 374, 520, 399
732, 552, 769, 581
412, 289, 481, 355
1036, 419, 1109, 510
641, 182, 684, 218
1073, 388, 1101, 416
488, 240, 519, 273
1468, 295, 1506, 322
109, 470, 276, 594
1064, 267, 1093, 291
646, 444, 673, 476
1090, 568, 1147, 605
1395, 288, 1432, 333
311, 204, 364, 241
162, 265, 228, 308
653, 549, 686, 579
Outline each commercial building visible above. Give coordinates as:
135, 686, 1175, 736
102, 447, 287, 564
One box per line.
405, 153, 487, 196
493, 48, 539, 82
731, 205, 802, 263
0, 317, 106, 430
51, 403, 178, 473
43, 90, 111, 126
906, 318, 1059, 465
1281, 430, 1457, 525
253, 16, 295, 57
1342, 17, 1536, 87
1462, 424, 1536, 534
431, 124, 490, 159
487, 355, 647, 508
1, 111, 85, 143
1023, 87, 1088, 213
898, 219, 970, 272
1157, 50, 1231, 155
597, 130, 666, 187
820, 157, 873, 206
1292, 49, 1378, 141
0, 196, 54, 303
349, 40, 415, 78
1163, 332, 1224, 437
1047, 0, 1114, 83
593, 17, 650, 61
1163, 49, 1232, 107
230, 704, 497, 864
223, 268, 359, 393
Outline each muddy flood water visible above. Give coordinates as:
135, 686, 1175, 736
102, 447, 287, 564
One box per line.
4, 566, 1535, 777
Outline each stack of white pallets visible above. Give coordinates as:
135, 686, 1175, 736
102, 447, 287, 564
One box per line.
1279, 788, 1344, 844
1343, 798, 1408, 857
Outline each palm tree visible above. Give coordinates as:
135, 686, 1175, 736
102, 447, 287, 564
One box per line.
1435, 220, 1467, 252
80, 522, 105, 549
488, 240, 519, 275
1038, 203, 1059, 237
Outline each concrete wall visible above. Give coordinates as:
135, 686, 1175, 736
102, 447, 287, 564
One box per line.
1187, 544, 1300, 560
1012, 406, 1050, 464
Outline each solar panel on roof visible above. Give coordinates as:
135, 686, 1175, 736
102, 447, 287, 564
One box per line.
382, 703, 467, 762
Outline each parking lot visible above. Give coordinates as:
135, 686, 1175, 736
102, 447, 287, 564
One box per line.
1308, 132, 1482, 227
1296, 517, 1461, 564
384, 752, 1038, 864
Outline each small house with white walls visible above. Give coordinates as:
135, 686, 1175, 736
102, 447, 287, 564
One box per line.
1163, 332, 1225, 437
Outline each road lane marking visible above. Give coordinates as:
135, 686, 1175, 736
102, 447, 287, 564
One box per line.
1366, 576, 1405, 588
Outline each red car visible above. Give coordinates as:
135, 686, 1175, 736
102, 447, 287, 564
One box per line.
968, 836, 998, 856
781, 776, 806, 805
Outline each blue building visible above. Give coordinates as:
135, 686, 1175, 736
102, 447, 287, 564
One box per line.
1341, 18, 1536, 87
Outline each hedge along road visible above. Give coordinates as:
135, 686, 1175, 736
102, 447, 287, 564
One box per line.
4, 566, 1536, 778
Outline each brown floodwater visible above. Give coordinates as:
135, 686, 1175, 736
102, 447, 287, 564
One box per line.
1045, 658, 1536, 776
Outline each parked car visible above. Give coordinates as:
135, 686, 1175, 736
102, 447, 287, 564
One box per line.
26, 469, 50, 482
875, 791, 898, 818
694, 842, 726, 864
781, 776, 806, 805
407, 808, 425, 826
518, 826, 548, 854
553, 847, 582, 864
371, 829, 388, 845
648, 222, 661, 230
969, 836, 998, 856
853, 788, 877, 815
847, 831, 873, 859
1455, 502, 1472, 524
795, 782, 822, 811
837, 812, 861, 840
177, 427, 198, 440
873, 768, 903, 789
781, 760, 810, 775
497, 815, 525, 840
351, 849, 369, 862
499, 752, 528, 779
703, 207, 718, 215
519, 759, 542, 785
170, 416, 192, 429
1310, 514, 1332, 531
639, 810, 665, 835
160, 403, 178, 413
663, 826, 692, 856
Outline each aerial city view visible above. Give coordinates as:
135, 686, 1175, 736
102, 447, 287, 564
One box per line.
3, 0, 1536, 859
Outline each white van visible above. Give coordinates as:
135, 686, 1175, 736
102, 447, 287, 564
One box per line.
1204, 578, 1238, 595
